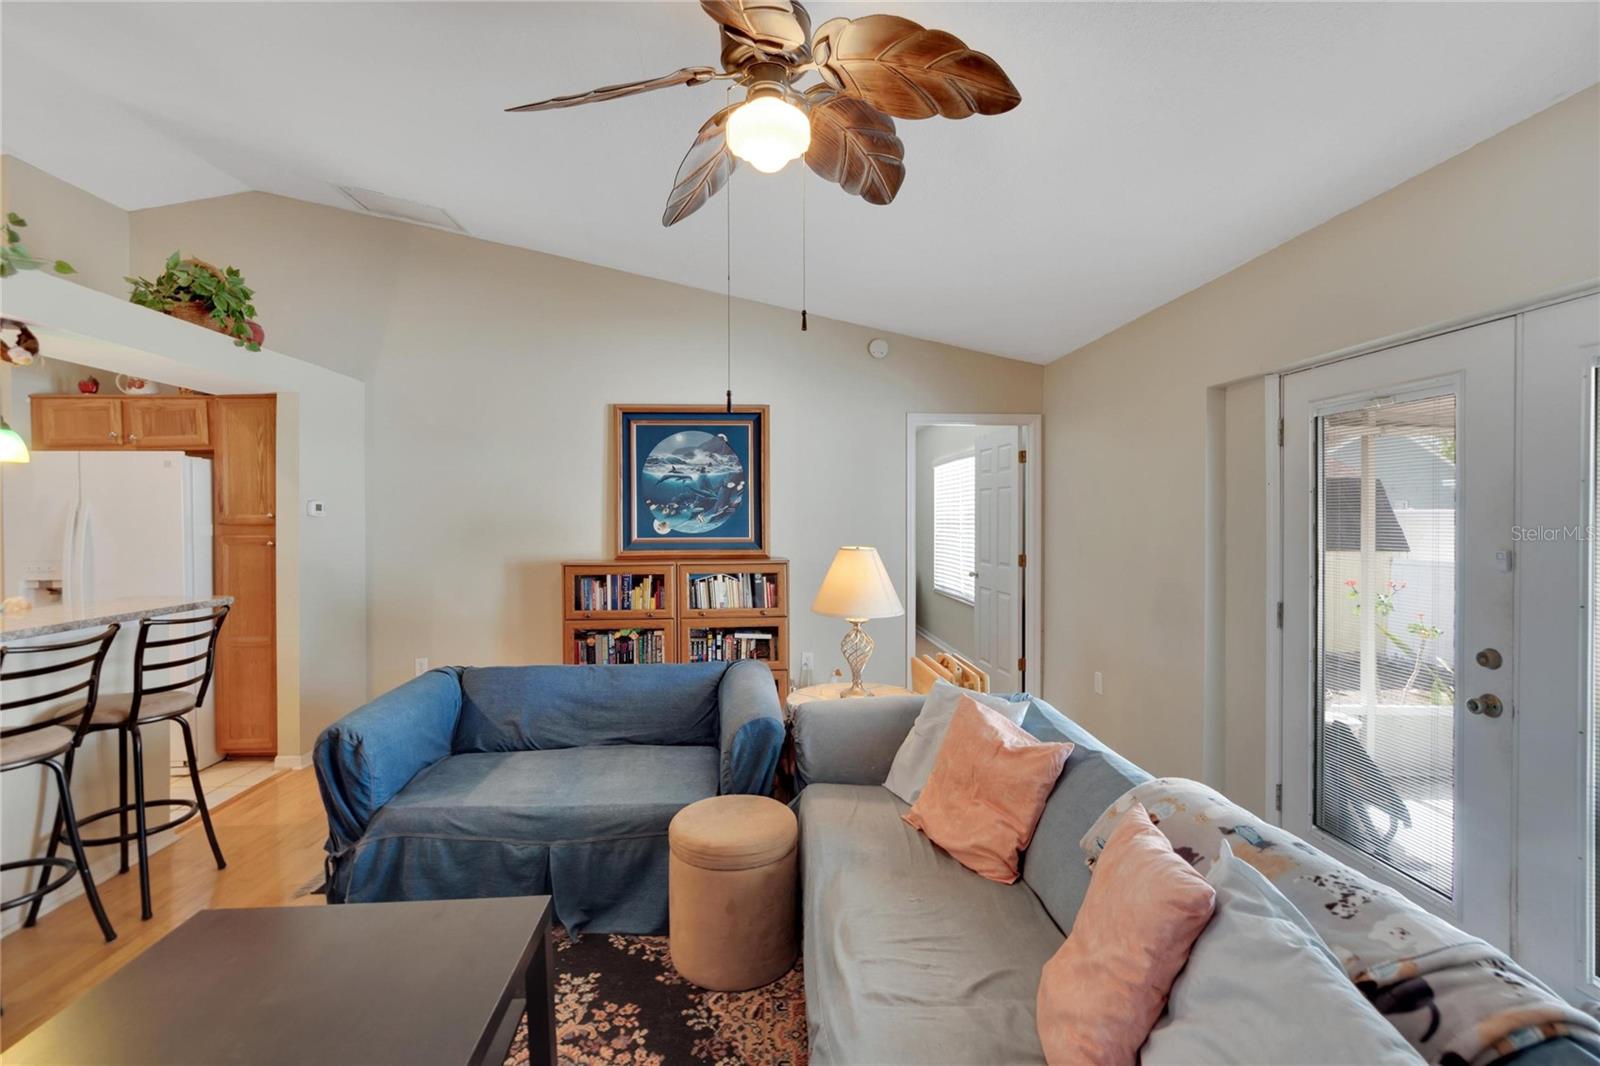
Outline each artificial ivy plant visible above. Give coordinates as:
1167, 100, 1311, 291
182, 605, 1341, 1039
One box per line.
126, 252, 262, 351
1, 213, 76, 277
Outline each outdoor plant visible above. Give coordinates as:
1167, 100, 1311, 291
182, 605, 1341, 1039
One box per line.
1, 213, 75, 277
126, 252, 262, 350
1346, 578, 1452, 704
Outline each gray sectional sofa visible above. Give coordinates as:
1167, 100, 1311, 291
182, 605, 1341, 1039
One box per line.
792, 692, 1597, 1066
314, 660, 784, 934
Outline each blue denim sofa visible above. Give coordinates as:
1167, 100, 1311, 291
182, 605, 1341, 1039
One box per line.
313, 660, 784, 933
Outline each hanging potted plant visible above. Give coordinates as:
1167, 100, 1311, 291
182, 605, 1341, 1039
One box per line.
126, 253, 264, 350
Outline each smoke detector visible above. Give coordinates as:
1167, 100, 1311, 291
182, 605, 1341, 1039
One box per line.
335, 185, 465, 233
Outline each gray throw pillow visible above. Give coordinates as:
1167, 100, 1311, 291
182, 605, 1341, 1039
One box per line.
882, 680, 1028, 805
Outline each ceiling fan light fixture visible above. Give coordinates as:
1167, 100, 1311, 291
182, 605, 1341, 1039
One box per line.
726, 92, 810, 174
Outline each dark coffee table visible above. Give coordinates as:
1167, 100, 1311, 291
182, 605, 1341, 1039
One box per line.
7, 896, 555, 1066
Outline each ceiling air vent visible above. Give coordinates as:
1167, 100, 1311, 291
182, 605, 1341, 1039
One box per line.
335, 185, 465, 233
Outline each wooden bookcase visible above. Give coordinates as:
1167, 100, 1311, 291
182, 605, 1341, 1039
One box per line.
561, 558, 789, 693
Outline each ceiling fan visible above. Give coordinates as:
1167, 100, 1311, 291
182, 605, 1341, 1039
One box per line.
506, 0, 1021, 226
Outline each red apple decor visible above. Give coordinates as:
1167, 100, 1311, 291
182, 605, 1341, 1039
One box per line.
77, 376, 100, 394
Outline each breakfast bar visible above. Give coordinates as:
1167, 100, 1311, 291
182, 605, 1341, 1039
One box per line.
1, 596, 232, 933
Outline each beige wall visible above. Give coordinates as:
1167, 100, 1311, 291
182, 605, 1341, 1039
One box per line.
0, 155, 129, 298
914, 424, 979, 656
1041, 86, 1600, 805
129, 194, 1045, 697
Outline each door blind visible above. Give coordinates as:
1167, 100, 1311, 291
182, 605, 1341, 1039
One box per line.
933, 454, 976, 604
1314, 393, 1458, 897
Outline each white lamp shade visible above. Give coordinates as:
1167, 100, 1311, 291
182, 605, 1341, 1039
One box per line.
812, 546, 904, 620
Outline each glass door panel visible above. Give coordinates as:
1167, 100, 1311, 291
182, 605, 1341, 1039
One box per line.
1315, 393, 1457, 897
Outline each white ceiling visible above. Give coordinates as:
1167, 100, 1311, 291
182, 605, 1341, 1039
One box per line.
3, 2, 1595, 363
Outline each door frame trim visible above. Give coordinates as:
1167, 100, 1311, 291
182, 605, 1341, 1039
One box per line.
905, 413, 1043, 695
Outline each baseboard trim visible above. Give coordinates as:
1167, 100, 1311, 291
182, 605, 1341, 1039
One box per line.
274, 752, 313, 772
915, 626, 967, 660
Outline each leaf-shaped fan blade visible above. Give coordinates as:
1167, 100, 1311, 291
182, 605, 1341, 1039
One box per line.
506, 67, 718, 112
662, 106, 739, 227
804, 90, 905, 205
811, 15, 1020, 120
701, 0, 808, 55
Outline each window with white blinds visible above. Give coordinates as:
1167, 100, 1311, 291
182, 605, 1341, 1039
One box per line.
933, 454, 976, 604
1314, 392, 1458, 897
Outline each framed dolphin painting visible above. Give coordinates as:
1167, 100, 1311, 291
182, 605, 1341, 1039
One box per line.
613, 404, 770, 557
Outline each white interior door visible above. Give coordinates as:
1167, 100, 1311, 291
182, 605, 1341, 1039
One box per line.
975, 426, 1023, 692
1282, 318, 1515, 948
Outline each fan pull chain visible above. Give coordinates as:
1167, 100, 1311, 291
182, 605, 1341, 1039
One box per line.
800, 166, 808, 332
725, 86, 734, 414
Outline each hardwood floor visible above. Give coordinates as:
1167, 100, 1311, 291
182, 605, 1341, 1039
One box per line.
0, 766, 327, 1050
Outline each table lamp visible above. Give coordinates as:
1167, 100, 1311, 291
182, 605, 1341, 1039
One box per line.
812, 546, 904, 697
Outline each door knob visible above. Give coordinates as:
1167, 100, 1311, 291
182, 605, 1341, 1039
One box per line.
1475, 648, 1503, 669
1466, 694, 1504, 718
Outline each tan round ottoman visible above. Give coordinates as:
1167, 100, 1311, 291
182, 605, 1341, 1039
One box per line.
668, 794, 798, 991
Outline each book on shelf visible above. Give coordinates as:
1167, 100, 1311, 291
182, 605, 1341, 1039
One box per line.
686, 571, 778, 611
688, 628, 775, 663
573, 627, 666, 665
575, 573, 661, 613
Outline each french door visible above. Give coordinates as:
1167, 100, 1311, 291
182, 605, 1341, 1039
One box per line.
1282, 318, 1516, 948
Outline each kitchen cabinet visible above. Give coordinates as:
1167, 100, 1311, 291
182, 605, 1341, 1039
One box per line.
211, 396, 277, 755
31, 396, 124, 448
214, 531, 277, 755
30, 395, 209, 450
213, 397, 276, 524
126, 397, 210, 449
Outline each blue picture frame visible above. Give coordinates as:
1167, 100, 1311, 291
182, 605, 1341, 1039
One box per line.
614, 405, 769, 557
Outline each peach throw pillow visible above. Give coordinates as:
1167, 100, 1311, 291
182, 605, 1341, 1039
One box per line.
901, 695, 1073, 883
1035, 802, 1217, 1066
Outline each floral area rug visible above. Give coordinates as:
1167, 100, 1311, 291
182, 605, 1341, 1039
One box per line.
504, 932, 807, 1066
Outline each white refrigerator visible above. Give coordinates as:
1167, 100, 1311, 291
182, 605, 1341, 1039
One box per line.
2, 451, 219, 768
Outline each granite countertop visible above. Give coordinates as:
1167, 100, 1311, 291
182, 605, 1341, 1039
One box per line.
0, 596, 235, 641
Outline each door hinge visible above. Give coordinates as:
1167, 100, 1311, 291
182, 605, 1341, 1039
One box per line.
1277, 418, 1285, 447
1275, 783, 1283, 811
1018, 552, 1027, 568
1018, 448, 1027, 463
1017, 656, 1026, 672
1276, 601, 1284, 628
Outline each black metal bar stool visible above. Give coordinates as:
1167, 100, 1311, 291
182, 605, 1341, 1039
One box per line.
32, 606, 230, 923
1, 624, 120, 942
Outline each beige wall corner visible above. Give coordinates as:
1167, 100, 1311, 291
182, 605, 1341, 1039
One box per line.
1041, 85, 1600, 790
0, 155, 130, 298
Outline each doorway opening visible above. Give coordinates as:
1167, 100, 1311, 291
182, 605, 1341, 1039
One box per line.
905, 414, 1042, 696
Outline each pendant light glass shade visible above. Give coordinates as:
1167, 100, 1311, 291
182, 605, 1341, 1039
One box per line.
0, 417, 30, 463
726, 95, 811, 174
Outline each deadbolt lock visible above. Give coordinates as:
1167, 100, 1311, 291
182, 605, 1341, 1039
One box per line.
1475, 648, 1503, 670
1466, 694, 1504, 718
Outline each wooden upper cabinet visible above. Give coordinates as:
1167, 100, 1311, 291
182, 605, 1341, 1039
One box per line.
214, 397, 276, 523
31, 396, 124, 448
127, 397, 210, 449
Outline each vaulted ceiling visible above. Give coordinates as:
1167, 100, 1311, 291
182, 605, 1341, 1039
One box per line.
3, 2, 1595, 362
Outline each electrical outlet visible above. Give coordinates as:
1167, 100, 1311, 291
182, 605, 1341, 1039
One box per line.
801, 651, 815, 671
1093, 671, 1104, 695
415, 657, 429, 676
307, 500, 327, 516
